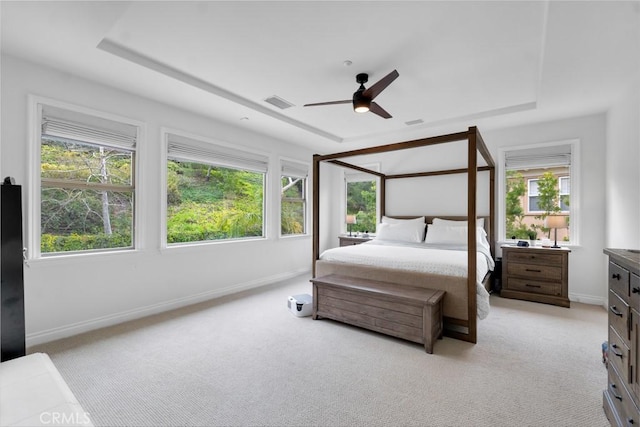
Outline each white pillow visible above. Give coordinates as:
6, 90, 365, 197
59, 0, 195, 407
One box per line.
375, 221, 425, 243
425, 224, 489, 250
432, 217, 485, 228
381, 216, 425, 224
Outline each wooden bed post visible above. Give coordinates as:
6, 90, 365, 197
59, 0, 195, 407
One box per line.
380, 176, 386, 219
467, 128, 478, 344
312, 154, 321, 278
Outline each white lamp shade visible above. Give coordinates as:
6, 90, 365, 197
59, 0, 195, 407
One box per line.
346, 215, 357, 225
544, 215, 566, 229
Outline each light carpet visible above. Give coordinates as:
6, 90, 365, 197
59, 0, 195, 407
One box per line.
31, 274, 609, 427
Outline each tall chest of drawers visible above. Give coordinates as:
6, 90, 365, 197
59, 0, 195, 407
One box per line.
603, 248, 640, 426
501, 245, 570, 308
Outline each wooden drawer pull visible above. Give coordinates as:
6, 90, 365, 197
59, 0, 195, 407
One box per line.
610, 305, 624, 317
611, 343, 624, 358
633, 287, 640, 294
612, 273, 621, 280
525, 268, 542, 273
609, 383, 623, 401
525, 284, 541, 288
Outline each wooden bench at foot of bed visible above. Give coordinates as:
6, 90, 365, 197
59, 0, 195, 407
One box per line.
310, 274, 445, 354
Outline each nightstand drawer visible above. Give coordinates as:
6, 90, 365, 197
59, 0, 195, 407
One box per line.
506, 263, 562, 282
505, 277, 561, 296
506, 251, 563, 266
339, 236, 372, 246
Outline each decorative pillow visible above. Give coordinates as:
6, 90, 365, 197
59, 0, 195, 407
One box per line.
381, 215, 425, 224
424, 224, 489, 250
432, 217, 485, 228
375, 221, 425, 243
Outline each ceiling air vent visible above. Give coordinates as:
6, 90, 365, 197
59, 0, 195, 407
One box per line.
264, 95, 294, 110
404, 119, 424, 126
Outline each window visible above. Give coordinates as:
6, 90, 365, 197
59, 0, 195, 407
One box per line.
501, 141, 578, 244
528, 179, 540, 212
165, 133, 267, 244
559, 176, 570, 211
280, 159, 308, 236
37, 103, 138, 255
345, 166, 378, 234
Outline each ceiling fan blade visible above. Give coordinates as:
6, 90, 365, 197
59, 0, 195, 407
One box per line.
369, 102, 392, 119
362, 69, 399, 100
303, 100, 351, 107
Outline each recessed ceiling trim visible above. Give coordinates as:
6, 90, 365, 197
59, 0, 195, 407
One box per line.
342, 102, 538, 144
96, 38, 342, 143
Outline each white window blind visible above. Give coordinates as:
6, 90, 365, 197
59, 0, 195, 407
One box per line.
41, 105, 137, 149
281, 159, 308, 178
505, 144, 571, 170
167, 133, 268, 173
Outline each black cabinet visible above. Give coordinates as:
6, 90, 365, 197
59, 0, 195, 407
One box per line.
1, 179, 26, 361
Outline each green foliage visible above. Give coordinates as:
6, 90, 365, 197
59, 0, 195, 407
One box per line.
166, 160, 264, 243
41, 232, 131, 252
40, 138, 134, 253
534, 172, 561, 237
347, 181, 376, 233
281, 176, 305, 235
505, 169, 568, 241
505, 171, 528, 238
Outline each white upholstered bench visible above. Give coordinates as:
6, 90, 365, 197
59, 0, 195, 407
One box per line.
0, 353, 93, 426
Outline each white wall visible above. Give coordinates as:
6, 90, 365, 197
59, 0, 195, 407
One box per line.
484, 114, 608, 305
605, 79, 640, 249
0, 55, 314, 345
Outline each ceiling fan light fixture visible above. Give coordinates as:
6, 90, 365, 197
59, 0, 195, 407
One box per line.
353, 89, 370, 113
354, 103, 370, 113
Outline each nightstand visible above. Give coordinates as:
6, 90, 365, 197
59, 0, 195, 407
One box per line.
339, 235, 372, 246
500, 245, 570, 307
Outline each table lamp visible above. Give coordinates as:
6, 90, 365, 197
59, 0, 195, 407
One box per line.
544, 215, 565, 248
346, 215, 357, 236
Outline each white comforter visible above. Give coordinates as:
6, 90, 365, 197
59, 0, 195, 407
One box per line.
319, 240, 492, 319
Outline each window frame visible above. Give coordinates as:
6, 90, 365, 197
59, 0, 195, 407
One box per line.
279, 157, 309, 238
27, 96, 144, 260
498, 139, 580, 246
160, 128, 269, 248
559, 176, 570, 212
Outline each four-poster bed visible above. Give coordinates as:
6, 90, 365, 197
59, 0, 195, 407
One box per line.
312, 126, 495, 343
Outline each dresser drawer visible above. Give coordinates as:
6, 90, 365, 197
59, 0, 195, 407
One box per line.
505, 277, 561, 296
631, 273, 640, 312
607, 362, 640, 426
610, 290, 630, 343
609, 326, 631, 384
506, 251, 563, 266
610, 262, 631, 302
506, 263, 562, 282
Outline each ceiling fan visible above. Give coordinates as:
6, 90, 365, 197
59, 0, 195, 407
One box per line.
303, 69, 399, 119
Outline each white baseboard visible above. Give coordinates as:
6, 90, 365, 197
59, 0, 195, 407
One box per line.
26, 268, 310, 347
569, 292, 606, 307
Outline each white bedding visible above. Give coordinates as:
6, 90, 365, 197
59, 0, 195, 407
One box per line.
319, 239, 492, 319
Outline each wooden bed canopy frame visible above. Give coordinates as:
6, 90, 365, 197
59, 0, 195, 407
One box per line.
312, 126, 495, 343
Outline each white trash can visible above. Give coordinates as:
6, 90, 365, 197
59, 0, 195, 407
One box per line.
287, 294, 313, 317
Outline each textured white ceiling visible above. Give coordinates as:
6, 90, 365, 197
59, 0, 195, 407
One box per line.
1, 1, 638, 152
